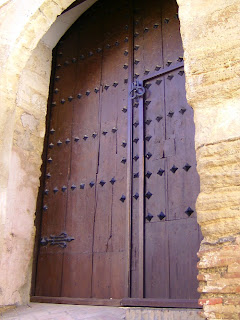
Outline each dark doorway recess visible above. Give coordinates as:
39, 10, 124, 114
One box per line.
32, 0, 202, 308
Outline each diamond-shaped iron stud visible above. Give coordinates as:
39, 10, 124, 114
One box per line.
62, 186, 67, 192
157, 168, 165, 176
112, 127, 117, 133
144, 69, 150, 75
61, 99, 65, 104
104, 84, 110, 90
145, 119, 152, 125
68, 96, 73, 102
77, 93, 82, 99
133, 193, 139, 200
183, 163, 191, 172
158, 212, 166, 220
133, 138, 139, 144
133, 121, 139, 128
99, 180, 106, 187
185, 207, 194, 217
44, 189, 49, 195
71, 184, 76, 190
102, 130, 108, 135
113, 82, 118, 87
156, 79, 162, 85
46, 173, 51, 178
48, 157, 52, 163
146, 152, 152, 159
43, 205, 48, 211
53, 187, 58, 194
121, 141, 127, 148
86, 90, 91, 96
170, 165, 178, 173
145, 191, 153, 199
164, 18, 170, 23
167, 111, 174, 118
89, 181, 95, 188
74, 137, 80, 142
50, 128, 55, 134
155, 65, 161, 71
122, 106, 127, 113
80, 183, 85, 189
166, 61, 172, 67
65, 138, 70, 144
92, 132, 98, 138
178, 56, 183, 62
145, 83, 152, 89
49, 143, 54, 149
110, 178, 116, 185
145, 171, 152, 179
145, 135, 152, 142
94, 88, 99, 93
156, 116, 163, 122
121, 158, 127, 164
83, 135, 88, 141
57, 140, 62, 146
167, 74, 174, 80
133, 172, 139, 178
179, 108, 186, 115
123, 64, 128, 70
146, 213, 153, 222
145, 100, 151, 106
133, 155, 139, 161
154, 23, 159, 28
120, 195, 126, 203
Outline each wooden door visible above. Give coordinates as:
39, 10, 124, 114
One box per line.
33, 0, 201, 308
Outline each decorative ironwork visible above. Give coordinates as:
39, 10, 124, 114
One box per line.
129, 81, 145, 99
40, 232, 74, 248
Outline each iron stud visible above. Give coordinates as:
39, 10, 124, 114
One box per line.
86, 90, 91, 96
65, 138, 70, 144
134, 45, 140, 50
144, 69, 150, 75
175, 13, 179, 19
77, 93, 82, 99
133, 155, 139, 161
106, 44, 111, 49
145, 119, 152, 125
89, 181, 95, 188
145, 135, 152, 141
156, 79, 162, 85
158, 212, 166, 220
170, 165, 178, 173
97, 48, 102, 53
68, 96, 73, 102
145, 191, 153, 199
123, 64, 128, 70
58, 51, 63, 56
124, 37, 129, 42
145, 171, 152, 179
110, 177, 116, 185
133, 121, 139, 128
157, 168, 165, 176
166, 61, 172, 67
44, 189, 49, 195
183, 163, 191, 172
185, 207, 194, 217
92, 132, 98, 138
179, 108, 186, 114
177, 56, 183, 62
164, 18, 170, 23
52, 101, 56, 107
133, 172, 139, 178
80, 183, 85, 189
145, 83, 152, 89
57, 64, 61, 68
64, 61, 70, 65
104, 84, 110, 90
145, 100, 151, 106
43, 205, 48, 211
144, 27, 149, 33
62, 186, 67, 192
125, 25, 129, 30
146, 213, 153, 222
133, 138, 139, 144
120, 195, 126, 202
94, 88, 99, 93
80, 54, 85, 60
83, 135, 88, 141
134, 59, 140, 65
57, 140, 62, 146
72, 58, 77, 63
167, 111, 174, 118
155, 65, 161, 71
133, 192, 139, 200
55, 75, 60, 81
112, 127, 118, 133
74, 137, 79, 142
102, 130, 108, 135
48, 157, 52, 163
134, 73, 139, 79
146, 152, 152, 159
156, 116, 163, 122
133, 102, 139, 108
178, 70, 184, 76
154, 23, 159, 28
134, 32, 139, 37
49, 143, 54, 149
61, 99, 65, 104
167, 74, 174, 80
124, 50, 128, 56
71, 184, 76, 190
89, 51, 94, 56
115, 41, 120, 46
121, 157, 127, 164
124, 78, 128, 84
46, 173, 51, 178
54, 88, 59, 94
99, 180, 106, 187
122, 106, 128, 113
113, 82, 118, 87
121, 141, 127, 148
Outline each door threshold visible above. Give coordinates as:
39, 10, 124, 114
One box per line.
30, 296, 121, 307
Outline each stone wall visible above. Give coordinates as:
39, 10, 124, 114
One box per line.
0, 0, 239, 319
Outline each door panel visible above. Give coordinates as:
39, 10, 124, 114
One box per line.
34, 0, 201, 307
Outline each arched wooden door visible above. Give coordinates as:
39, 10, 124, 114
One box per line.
32, 0, 202, 308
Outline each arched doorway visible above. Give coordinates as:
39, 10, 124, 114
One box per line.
32, 0, 202, 307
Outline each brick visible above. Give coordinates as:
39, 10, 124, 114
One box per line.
199, 298, 223, 306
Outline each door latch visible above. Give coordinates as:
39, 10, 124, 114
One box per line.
129, 81, 145, 99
